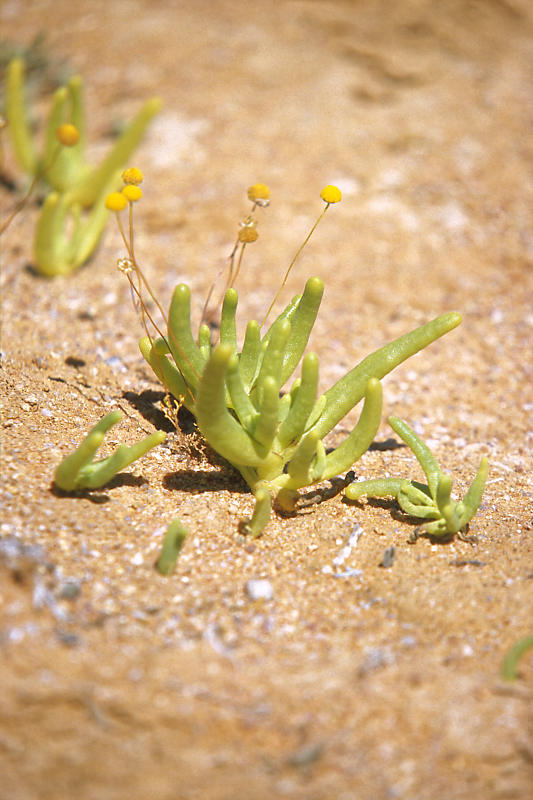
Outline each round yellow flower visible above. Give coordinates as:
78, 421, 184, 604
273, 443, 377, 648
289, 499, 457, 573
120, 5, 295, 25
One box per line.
122, 185, 143, 202
122, 167, 144, 185
247, 183, 270, 203
105, 192, 128, 212
320, 185, 342, 204
238, 227, 259, 243
55, 123, 80, 147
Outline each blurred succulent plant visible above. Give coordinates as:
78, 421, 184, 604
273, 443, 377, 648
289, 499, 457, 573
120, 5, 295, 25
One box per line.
5, 57, 161, 202
54, 410, 165, 492
345, 416, 488, 539
1, 57, 160, 275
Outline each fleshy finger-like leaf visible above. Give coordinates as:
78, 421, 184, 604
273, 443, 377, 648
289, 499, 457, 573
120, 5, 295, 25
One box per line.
457, 457, 489, 528
397, 481, 441, 519
54, 410, 117, 491
220, 288, 238, 351
252, 319, 290, 404
139, 337, 193, 411
195, 344, 267, 467
167, 284, 206, 389
389, 416, 441, 498
314, 312, 462, 440
252, 376, 280, 450
54, 410, 165, 491
226, 354, 259, 431
345, 478, 405, 502
79, 431, 165, 489
71, 97, 162, 207
277, 352, 319, 448
33, 192, 70, 276
156, 518, 188, 575
6, 58, 38, 175
287, 432, 320, 485
321, 377, 382, 480
239, 320, 261, 389
279, 276, 324, 384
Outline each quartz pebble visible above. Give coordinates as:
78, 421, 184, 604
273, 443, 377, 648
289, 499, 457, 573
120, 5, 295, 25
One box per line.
245, 579, 274, 601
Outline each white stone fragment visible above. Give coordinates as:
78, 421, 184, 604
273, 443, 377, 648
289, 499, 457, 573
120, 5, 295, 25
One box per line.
245, 579, 274, 601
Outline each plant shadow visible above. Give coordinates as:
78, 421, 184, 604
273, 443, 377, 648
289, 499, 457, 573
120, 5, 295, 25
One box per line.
163, 467, 249, 496
122, 389, 197, 434
51, 472, 148, 504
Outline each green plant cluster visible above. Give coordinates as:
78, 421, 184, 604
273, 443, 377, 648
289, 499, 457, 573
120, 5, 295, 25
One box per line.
3, 57, 160, 275
139, 275, 465, 536
345, 417, 489, 539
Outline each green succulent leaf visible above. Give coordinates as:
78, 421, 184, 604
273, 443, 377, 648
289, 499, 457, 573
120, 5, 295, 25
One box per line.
6, 58, 38, 175
322, 377, 383, 480
195, 344, 267, 467
314, 312, 462, 440
156, 518, 188, 575
70, 96, 162, 207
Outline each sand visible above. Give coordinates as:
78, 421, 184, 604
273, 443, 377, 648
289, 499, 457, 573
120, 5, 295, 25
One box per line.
1, 2, 532, 798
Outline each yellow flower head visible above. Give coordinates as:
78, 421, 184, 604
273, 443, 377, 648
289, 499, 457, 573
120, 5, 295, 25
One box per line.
320, 185, 342, 204
105, 192, 128, 212
122, 167, 144, 185
247, 183, 270, 205
238, 227, 259, 243
122, 185, 143, 202
117, 257, 134, 274
55, 123, 80, 147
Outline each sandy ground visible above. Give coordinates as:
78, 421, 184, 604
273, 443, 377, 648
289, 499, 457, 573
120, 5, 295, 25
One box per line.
1, 1, 532, 798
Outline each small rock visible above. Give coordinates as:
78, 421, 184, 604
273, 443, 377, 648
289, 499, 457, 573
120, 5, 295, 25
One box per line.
245, 579, 274, 601
380, 546, 396, 568
58, 580, 82, 600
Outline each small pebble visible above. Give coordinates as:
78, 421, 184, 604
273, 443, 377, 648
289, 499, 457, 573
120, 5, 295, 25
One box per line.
58, 580, 82, 600
380, 546, 396, 568
245, 579, 274, 601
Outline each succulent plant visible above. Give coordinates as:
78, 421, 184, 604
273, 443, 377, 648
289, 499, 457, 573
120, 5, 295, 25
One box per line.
54, 410, 165, 491
104, 176, 465, 536
345, 416, 489, 539
2, 57, 160, 275
140, 279, 462, 536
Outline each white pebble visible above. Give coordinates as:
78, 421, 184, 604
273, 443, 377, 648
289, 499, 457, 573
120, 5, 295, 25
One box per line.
245, 579, 274, 601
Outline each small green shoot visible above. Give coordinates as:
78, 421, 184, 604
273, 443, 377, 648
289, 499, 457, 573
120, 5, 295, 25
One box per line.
501, 635, 533, 681
54, 410, 165, 491
155, 518, 188, 575
345, 416, 489, 540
